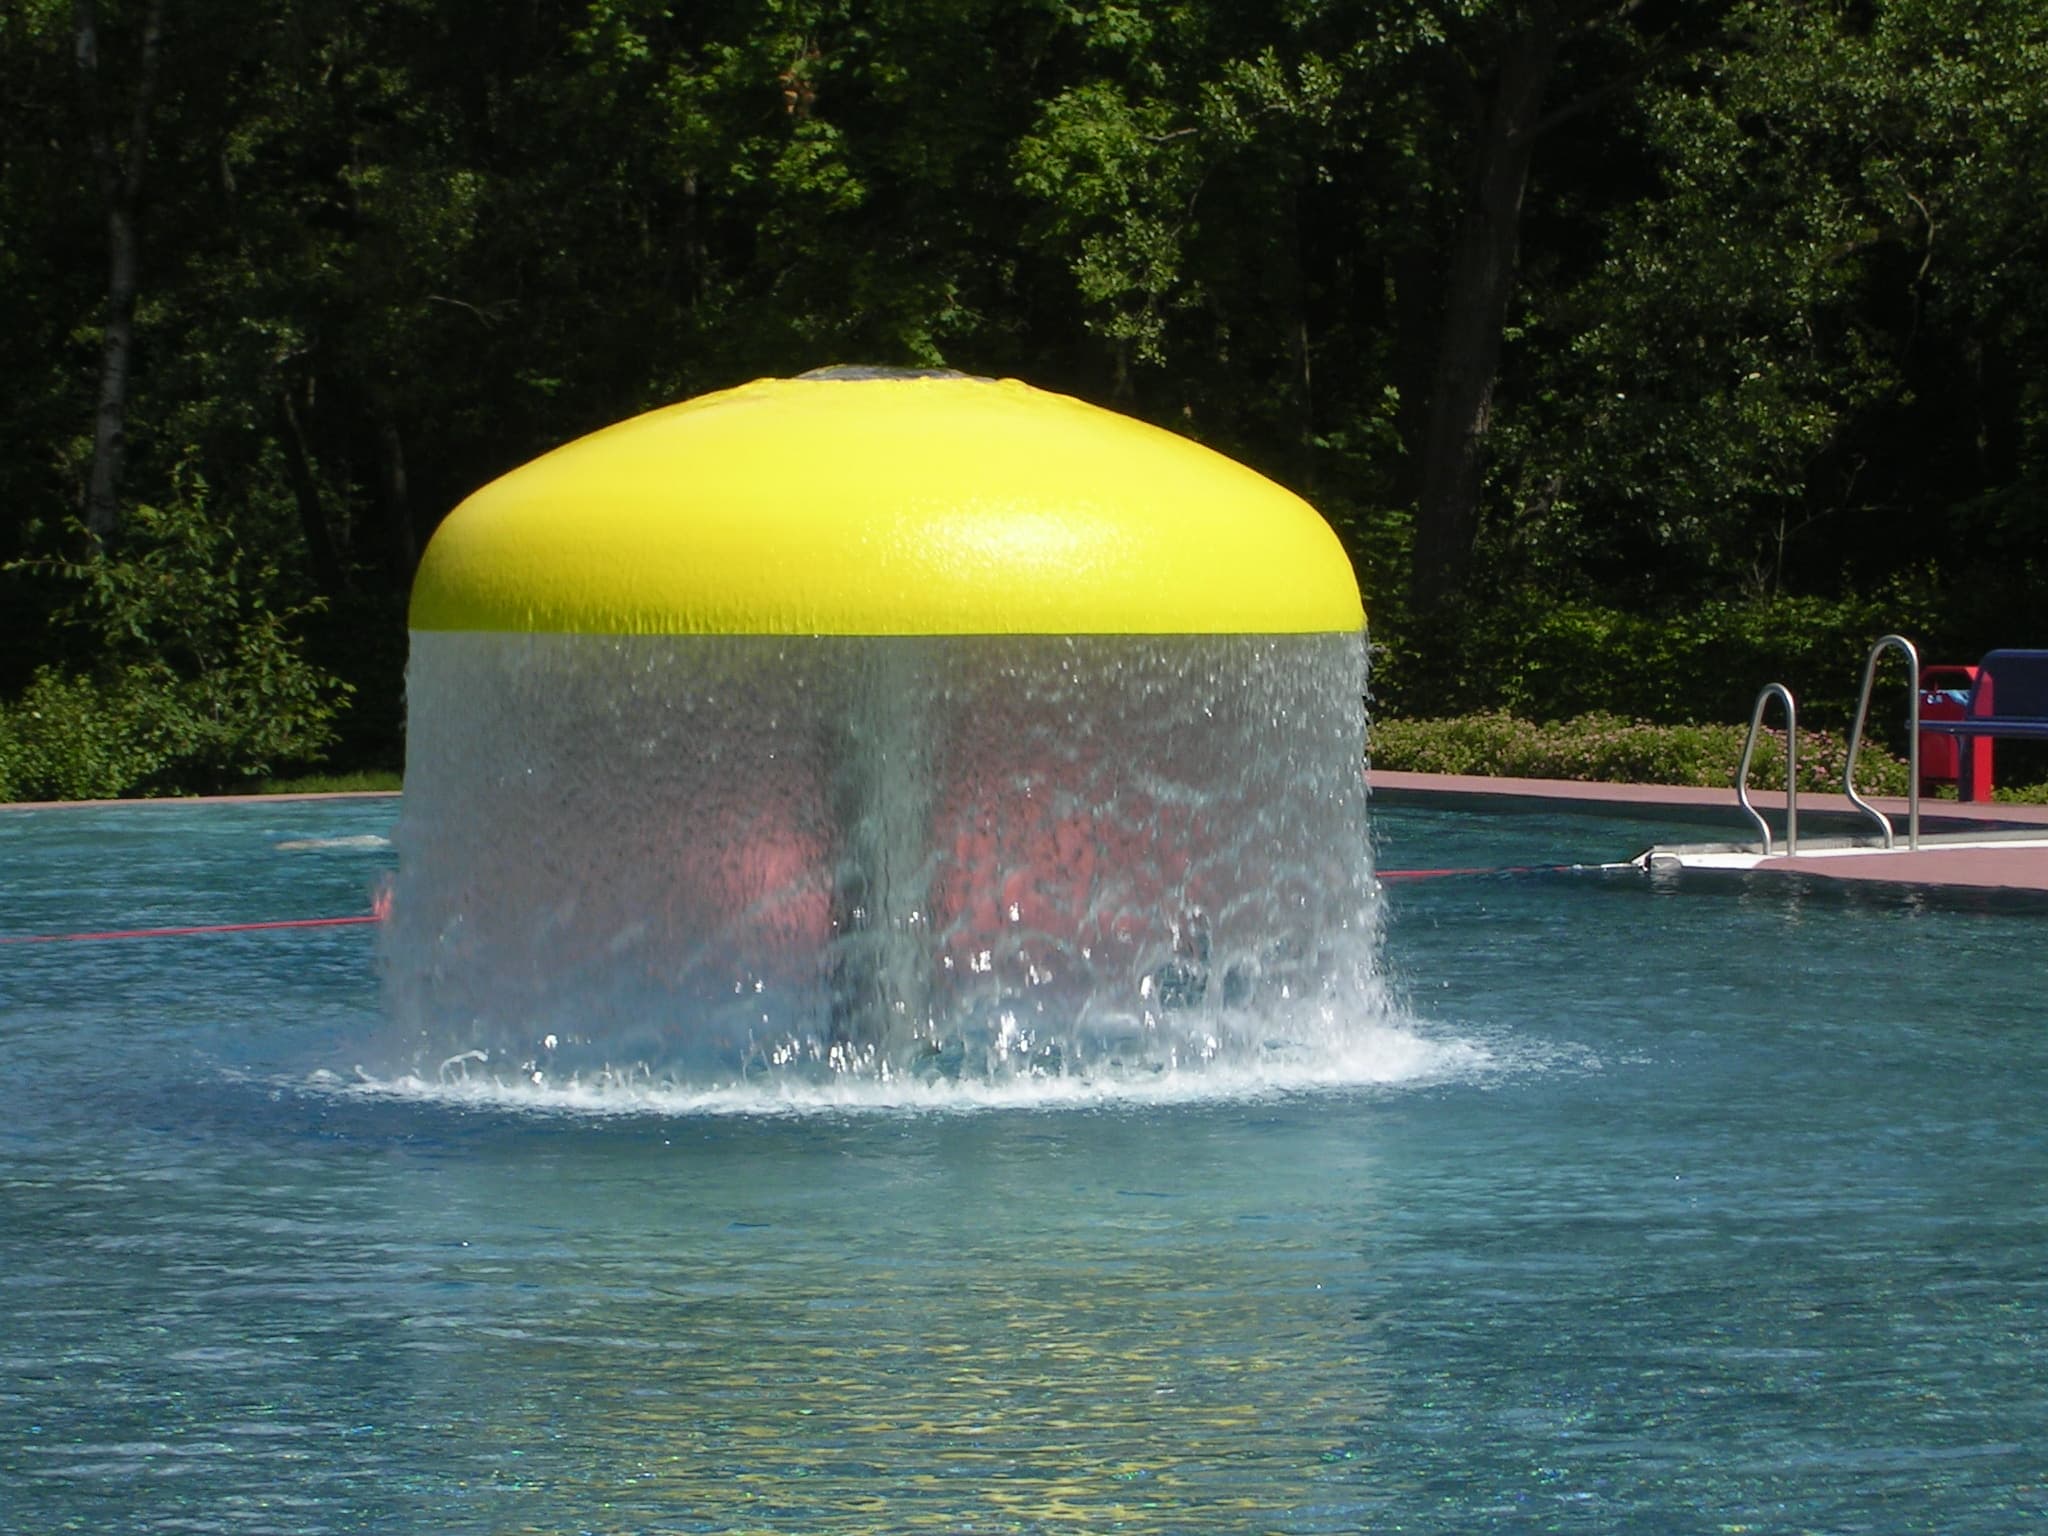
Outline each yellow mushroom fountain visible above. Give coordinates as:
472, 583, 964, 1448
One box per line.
382, 368, 1379, 1091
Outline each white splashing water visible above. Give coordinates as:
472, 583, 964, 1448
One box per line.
375, 630, 1444, 1108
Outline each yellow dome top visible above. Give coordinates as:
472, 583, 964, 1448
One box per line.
409, 371, 1363, 635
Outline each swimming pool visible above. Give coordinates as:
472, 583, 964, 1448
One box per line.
4, 795, 2045, 1532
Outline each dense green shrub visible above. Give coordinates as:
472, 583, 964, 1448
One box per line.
0, 477, 349, 801
1368, 710, 1911, 796
0, 668, 166, 802
1373, 586, 1944, 732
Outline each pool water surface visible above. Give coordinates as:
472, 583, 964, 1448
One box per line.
3, 795, 2045, 1532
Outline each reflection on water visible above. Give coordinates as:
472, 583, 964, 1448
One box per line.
363, 1110, 1396, 1531
3, 1082, 1403, 1533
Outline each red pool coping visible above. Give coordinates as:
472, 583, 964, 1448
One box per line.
1371, 770, 2048, 893
0, 789, 401, 813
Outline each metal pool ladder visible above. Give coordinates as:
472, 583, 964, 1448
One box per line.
1843, 633, 1921, 850
1739, 634, 1924, 857
1736, 682, 1799, 854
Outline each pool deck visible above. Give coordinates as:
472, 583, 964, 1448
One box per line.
1371, 770, 2048, 894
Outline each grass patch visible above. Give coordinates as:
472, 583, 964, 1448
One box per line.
255, 769, 402, 795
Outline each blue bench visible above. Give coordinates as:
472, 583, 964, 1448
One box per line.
1920, 648, 2048, 800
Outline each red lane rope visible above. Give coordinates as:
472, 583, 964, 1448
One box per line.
1378, 866, 1497, 881
1378, 864, 1577, 881
1, 913, 384, 945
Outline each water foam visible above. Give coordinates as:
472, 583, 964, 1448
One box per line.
379, 631, 1404, 1105
322, 1021, 1487, 1118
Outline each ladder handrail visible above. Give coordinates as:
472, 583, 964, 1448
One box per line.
1736, 683, 1799, 856
1843, 633, 1921, 851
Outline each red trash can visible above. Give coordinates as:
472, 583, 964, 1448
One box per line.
1920, 664, 1992, 797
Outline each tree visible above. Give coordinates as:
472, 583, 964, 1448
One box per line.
1497, 0, 2048, 626
1010, 0, 1692, 609
73, 0, 165, 544
6, 0, 2048, 784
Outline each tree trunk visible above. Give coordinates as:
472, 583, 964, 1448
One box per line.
377, 415, 418, 584
1411, 6, 1563, 613
76, 0, 167, 546
275, 385, 348, 594
1287, 185, 1318, 497
1388, 240, 1441, 510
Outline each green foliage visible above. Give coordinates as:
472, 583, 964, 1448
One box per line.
1374, 585, 1946, 733
1496, 0, 2048, 608
0, 668, 167, 803
1368, 711, 1911, 797
3, 0, 2047, 787
0, 472, 349, 801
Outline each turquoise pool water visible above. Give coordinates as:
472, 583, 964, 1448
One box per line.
4, 795, 2045, 1532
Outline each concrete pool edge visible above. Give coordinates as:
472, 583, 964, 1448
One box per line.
17, 773, 2048, 822
1370, 770, 2048, 894
1369, 768, 2048, 824
9, 773, 2048, 895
